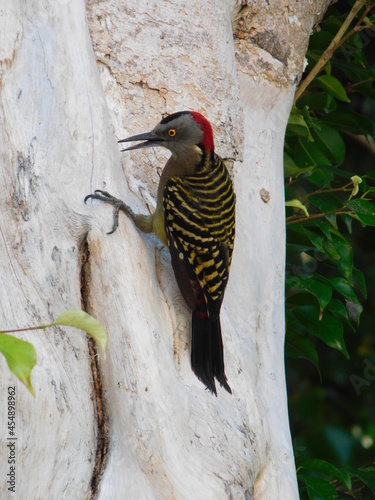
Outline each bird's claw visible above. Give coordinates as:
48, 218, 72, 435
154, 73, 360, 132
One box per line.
84, 189, 119, 205
84, 190, 132, 235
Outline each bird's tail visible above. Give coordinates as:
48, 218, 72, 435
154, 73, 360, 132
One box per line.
191, 305, 232, 396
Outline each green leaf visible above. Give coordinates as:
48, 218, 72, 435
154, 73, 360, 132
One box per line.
285, 329, 319, 369
287, 111, 313, 140
0, 334, 36, 396
298, 473, 338, 499
307, 166, 334, 186
326, 298, 348, 320
313, 219, 348, 240
313, 75, 350, 102
303, 228, 326, 253
308, 221, 351, 264
294, 306, 349, 358
286, 275, 332, 311
353, 268, 367, 299
308, 193, 343, 213
284, 152, 298, 177
51, 310, 107, 358
329, 277, 360, 304
345, 467, 375, 495
310, 120, 346, 165
325, 213, 338, 229
341, 214, 353, 233
300, 459, 352, 491
297, 92, 337, 112
322, 109, 374, 136
295, 137, 332, 168
285, 199, 310, 217
322, 238, 341, 261
284, 153, 312, 177
346, 199, 375, 226
329, 233, 353, 284
311, 219, 334, 239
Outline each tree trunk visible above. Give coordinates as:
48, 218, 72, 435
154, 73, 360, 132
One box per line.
0, 0, 330, 498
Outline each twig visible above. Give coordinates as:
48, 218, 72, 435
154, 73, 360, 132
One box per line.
286, 208, 354, 225
294, 0, 368, 103
0, 325, 48, 334
293, 183, 353, 202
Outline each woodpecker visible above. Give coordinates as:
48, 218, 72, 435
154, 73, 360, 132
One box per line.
85, 111, 235, 395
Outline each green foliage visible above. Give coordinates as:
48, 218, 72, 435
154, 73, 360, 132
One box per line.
286, 0, 375, 369
0, 335, 37, 396
285, 1, 375, 497
298, 459, 375, 499
0, 310, 107, 396
52, 310, 107, 357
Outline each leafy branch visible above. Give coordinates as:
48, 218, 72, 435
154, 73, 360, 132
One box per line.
286, 207, 354, 225
0, 310, 107, 396
285, 0, 374, 395
286, 178, 364, 224
294, 0, 375, 102
296, 182, 354, 200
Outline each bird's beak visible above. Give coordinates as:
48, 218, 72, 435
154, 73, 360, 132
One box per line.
118, 132, 161, 152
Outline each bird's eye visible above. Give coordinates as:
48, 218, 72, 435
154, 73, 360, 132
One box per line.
168, 128, 176, 137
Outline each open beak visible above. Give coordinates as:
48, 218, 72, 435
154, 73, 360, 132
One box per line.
118, 132, 162, 152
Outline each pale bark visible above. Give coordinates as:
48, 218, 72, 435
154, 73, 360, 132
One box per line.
0, 0, 330, 498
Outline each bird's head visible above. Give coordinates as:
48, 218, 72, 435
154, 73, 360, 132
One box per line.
119, 111, 215, 158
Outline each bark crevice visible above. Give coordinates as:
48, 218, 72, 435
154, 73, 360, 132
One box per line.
79, 235, 109, 498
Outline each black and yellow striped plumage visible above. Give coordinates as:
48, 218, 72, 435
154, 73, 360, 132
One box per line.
164, 152, 235, 394
164, 154, 235, 309
85, 111, 235, 395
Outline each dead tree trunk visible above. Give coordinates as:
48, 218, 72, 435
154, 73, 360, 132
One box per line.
0, 0, 330, 498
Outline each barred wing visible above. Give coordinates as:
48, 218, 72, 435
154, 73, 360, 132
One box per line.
163, 156, 235, 317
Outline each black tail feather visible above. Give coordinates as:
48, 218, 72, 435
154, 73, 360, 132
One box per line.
191, 311, 232, 396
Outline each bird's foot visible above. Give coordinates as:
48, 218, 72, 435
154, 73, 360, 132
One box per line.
84, 190, 134, 234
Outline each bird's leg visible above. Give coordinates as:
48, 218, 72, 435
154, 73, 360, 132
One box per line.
84, 189, 153, 235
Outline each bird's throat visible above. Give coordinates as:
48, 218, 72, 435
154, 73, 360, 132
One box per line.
170, 144, 203, 172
